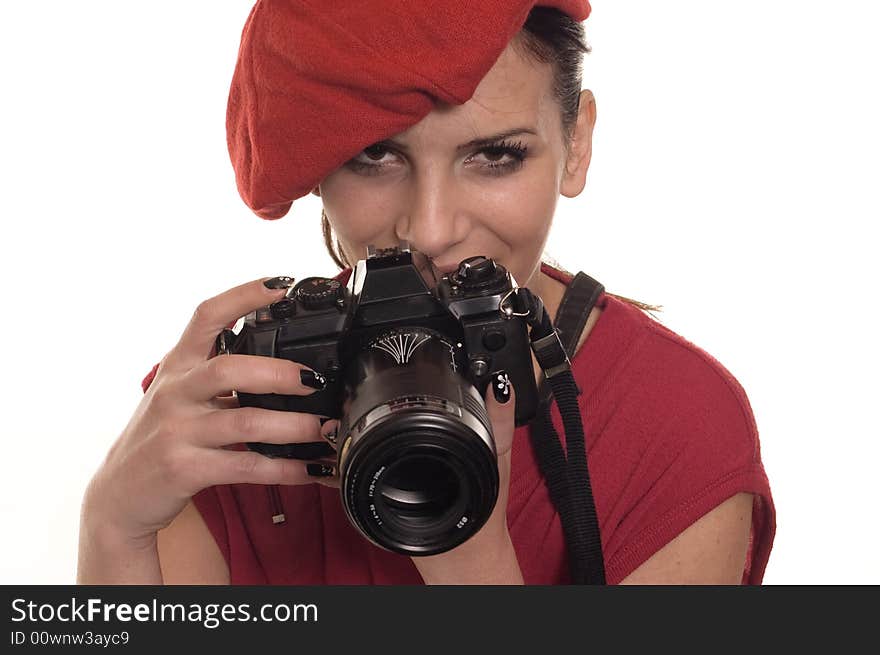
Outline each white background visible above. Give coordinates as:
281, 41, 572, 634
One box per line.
1, 1, 877, 584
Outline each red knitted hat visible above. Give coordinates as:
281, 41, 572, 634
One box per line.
227, 0, 591, 220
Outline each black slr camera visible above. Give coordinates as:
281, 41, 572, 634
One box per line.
223, 244, 539, 556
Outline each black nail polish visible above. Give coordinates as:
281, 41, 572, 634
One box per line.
291, 442, 335, 459
263, 276, 295, 289
307, 463, 335, 477
300, 369, 327, 390
492, 371, 511, 404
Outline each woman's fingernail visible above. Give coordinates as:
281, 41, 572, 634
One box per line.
263, 276, 295, 290
322, 426, 338, 446
307, 463, 336, 477
293, 442, 335, 459
300, 369, 327, 390
492, 371, 511, 404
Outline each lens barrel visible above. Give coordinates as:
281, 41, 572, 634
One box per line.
338, 329, 499, 555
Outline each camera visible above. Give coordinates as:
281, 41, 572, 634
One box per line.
222, 243, 539, 555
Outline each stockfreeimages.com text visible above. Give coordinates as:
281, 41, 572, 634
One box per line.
11, 597, 317, 630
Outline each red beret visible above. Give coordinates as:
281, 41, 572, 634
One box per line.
226, 0, 591, 220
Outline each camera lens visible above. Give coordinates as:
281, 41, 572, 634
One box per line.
341, 415, 498, 555
379, 454, 460, 522
338, 328, 499, 556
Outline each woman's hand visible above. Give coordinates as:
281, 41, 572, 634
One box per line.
409, 373, 524, 584
81, 278, 337, 553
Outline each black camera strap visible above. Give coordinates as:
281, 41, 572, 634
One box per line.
519, 272, 606, 585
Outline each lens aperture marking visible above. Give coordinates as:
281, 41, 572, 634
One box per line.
372, 331, 435, 365
373, 331, 431, 365
370, 330, 460, 372
368, 466, 386, 498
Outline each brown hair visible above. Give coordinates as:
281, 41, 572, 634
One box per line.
321, 7, 662, 316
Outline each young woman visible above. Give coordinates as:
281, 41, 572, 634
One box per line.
77, 0, 775, 585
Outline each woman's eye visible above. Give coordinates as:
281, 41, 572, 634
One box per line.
346, 140, 529, 176
469, 141, 529, 174
348, 145, 393, 173
362, 145, 393, 162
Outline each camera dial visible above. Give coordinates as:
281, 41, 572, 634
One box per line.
450, 256, 509, 296
294, 277, 342, 310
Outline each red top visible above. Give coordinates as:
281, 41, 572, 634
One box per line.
142, 264, 775, 584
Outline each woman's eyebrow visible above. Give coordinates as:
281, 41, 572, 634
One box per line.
374, 127, 537, 153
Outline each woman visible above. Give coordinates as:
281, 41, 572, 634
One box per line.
77, 0, 775, 584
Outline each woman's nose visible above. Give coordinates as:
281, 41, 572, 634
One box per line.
394, 176, 468, 259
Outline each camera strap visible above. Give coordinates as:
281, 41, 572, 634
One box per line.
519, 272, 606, 585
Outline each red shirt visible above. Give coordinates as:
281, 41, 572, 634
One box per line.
143, 264, 775, 584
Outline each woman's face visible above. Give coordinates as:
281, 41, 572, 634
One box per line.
316, 38, 596, 291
